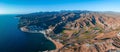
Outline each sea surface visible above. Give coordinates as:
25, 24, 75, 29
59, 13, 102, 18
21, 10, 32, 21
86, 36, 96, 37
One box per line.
0, 14, 55, 52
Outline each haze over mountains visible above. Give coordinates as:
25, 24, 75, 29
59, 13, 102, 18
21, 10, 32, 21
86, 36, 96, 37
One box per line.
18, 10, 120, 52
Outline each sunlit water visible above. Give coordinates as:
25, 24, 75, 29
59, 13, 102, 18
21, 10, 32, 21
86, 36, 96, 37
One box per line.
0, 14, 55, 52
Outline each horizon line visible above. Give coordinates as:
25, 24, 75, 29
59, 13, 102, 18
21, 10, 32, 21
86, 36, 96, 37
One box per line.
1, 10, 120, 14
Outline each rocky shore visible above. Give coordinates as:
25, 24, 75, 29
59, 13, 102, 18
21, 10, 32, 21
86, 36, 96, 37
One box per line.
20, 27, 120, 52
20, 26, 63, 52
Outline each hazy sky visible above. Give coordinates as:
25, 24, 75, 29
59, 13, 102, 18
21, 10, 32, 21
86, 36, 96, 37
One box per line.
0, 0, 120, 14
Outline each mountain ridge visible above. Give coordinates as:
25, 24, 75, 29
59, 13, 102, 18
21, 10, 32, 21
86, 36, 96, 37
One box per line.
17, 10, 120, 52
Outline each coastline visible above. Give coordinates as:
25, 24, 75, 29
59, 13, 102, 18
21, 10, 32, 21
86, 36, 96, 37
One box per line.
20, 27, 63, 52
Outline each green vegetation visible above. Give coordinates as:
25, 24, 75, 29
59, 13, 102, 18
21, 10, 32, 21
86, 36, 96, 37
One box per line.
75, 34, 96, 44
61, 29, 66, 34
93, 27, 101, 30
83, 34, 96, 39
84, 31, 89, 34
61, 28, 71, 34
73, 31, 79, 34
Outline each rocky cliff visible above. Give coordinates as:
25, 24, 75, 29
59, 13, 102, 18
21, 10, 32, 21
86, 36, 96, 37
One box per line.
17, 10, 120, 52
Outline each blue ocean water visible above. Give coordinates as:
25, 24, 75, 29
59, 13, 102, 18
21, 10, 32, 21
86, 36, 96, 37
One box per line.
0, 14, 55, 52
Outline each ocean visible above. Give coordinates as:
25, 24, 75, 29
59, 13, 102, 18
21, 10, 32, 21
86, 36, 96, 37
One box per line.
0, 14, 55, 52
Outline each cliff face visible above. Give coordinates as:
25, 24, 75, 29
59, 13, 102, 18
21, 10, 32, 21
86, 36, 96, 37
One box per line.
17, 11, 120, 52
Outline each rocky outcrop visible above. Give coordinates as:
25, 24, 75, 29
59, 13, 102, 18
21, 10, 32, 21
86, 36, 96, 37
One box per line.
17, 10, 120, 52
59, 36, 120, 52
112, 36, 120, 48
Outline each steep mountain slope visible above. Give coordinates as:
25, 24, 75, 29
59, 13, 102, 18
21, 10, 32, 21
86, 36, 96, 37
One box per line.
17, 11, 120, 52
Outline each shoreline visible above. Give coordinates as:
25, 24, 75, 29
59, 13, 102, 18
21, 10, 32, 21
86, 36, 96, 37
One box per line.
20, 27, 63, 52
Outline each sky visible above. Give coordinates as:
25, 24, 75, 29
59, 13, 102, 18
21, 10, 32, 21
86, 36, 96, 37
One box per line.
0, 0, 120, 14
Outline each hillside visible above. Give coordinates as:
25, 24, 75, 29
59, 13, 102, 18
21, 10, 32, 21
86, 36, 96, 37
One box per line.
17, 10, 120, 52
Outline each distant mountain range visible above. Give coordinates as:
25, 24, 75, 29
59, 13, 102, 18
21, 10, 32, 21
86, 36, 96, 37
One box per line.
17, 10, 120, 52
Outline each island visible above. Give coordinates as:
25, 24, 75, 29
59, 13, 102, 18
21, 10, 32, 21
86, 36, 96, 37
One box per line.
17, 10, 120, 52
